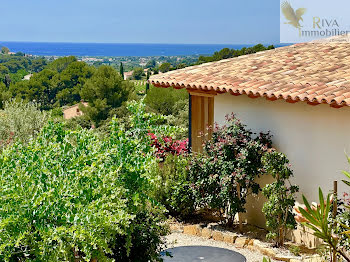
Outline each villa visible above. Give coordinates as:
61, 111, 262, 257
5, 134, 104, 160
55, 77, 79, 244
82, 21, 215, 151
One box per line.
149, 36, 350, 239
124, 71, 134, 80
63, 102, 88, 120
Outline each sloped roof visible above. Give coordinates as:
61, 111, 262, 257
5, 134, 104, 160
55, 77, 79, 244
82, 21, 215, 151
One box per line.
149, 39, 350, 108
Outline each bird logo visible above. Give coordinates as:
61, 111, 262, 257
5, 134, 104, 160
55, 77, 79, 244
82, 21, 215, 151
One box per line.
281, 1, 307, 29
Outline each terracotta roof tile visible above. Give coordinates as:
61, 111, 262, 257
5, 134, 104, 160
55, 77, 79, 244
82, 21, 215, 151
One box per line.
150, 38, 350, 108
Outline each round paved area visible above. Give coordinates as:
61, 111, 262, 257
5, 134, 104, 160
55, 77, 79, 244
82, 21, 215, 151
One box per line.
161, 246, 246, 262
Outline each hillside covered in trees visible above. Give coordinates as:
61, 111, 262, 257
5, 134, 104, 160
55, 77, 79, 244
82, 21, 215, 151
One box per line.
0, 43, 274, 128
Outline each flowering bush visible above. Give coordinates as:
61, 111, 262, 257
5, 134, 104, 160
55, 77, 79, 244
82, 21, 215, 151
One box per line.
148, 128, 192, 218
189, 113, 272, 224
148, 132, 188, 161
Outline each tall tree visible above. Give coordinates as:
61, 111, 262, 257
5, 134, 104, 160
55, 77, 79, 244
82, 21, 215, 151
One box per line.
47, 56, 77, 73
145, 59, 156, 68
9, 69, 57, 109
31, 58, 47, 73
1, 46, 10, 55
159, 63, 171, 73
53, 61, 95, 106
119, 62, 124, 79
146, 69, 150, 92
80, 65, 133, 125
4, 74, 11, 88
132, 67, 144, 80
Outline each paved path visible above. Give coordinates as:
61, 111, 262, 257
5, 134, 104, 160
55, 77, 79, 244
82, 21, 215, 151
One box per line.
165, 233, 276, 262
161, 246, 246, 262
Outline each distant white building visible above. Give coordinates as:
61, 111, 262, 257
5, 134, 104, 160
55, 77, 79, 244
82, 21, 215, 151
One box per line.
23, 74, 33, 80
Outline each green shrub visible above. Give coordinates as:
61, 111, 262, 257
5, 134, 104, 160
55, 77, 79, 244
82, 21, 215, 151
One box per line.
166, 99, 189, 136
152, 154, 195, 218
0, 100, 172, 261
80, 65, 134, 126
145, 86, 188, 116
0, 99, 49, 149
51, 107, 63, 118
132, 67, 144, 80
295, 157, 350, 262
289, 245, 301, 256
262, 151, 299, 247
64, 115, 93, 130
339, 160, 350, 256
337, 210, 350, 254
144, 86, 189, 138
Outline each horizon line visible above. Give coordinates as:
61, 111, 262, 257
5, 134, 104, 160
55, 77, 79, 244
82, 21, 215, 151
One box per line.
0, 40, 283, 46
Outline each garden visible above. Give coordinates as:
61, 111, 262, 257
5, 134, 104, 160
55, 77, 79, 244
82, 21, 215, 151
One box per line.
0, 95, 349, 261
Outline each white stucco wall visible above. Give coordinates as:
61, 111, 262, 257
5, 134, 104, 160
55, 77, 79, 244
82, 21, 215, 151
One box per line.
214, 93, 350, 203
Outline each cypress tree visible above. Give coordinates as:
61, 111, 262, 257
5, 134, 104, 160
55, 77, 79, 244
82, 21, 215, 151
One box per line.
146, 69, 150, 92
119, 62, 124, 79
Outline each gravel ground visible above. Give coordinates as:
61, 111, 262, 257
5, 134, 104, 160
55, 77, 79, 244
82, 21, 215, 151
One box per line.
165, 233, 277, 262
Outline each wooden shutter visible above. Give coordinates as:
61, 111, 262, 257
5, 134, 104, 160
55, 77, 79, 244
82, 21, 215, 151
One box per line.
189, 91, 215, 152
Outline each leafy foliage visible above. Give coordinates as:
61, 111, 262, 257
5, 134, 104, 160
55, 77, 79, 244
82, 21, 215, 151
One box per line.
297, 188, 350, 261
145, 86, 188, 136
132, 67, 144, 80
80, 65, 134, 126
145, 87, 187, 116
46, 56, 77, 73
189, 114, 272, 223
0, 99, 50, 149
339, 161, 350, 254
145, 59, 156, 69
159, 63, 171, 73
9, 58, 93, 110
198, 44, 275, 63
147, 132, 193, 218
53, 61, 94, 106
288, 245, 301, 256
294, 155, 350, 261
151, 154, 195, 219
342, 159, 350, 188
0, 54, 47, 97
1, 46, 10, 54
0, 100, 172, 261
262, 151, 299, 247
337, 210, 350, 254
0, 53, 46, 74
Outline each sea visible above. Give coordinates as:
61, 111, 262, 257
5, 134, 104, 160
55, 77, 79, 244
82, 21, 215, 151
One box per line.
0, 42, 286, 57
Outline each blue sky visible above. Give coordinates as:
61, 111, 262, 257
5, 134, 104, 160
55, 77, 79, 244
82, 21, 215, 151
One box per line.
1, 0, 279, 44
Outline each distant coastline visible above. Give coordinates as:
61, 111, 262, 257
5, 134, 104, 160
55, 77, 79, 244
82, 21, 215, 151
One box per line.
0, 41, 287, 57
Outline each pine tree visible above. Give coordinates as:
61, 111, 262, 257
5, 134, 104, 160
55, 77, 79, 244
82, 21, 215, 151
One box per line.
119, 62, 124, 79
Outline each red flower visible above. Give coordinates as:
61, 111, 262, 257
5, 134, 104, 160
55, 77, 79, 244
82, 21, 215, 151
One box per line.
147, 133, 188, 160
